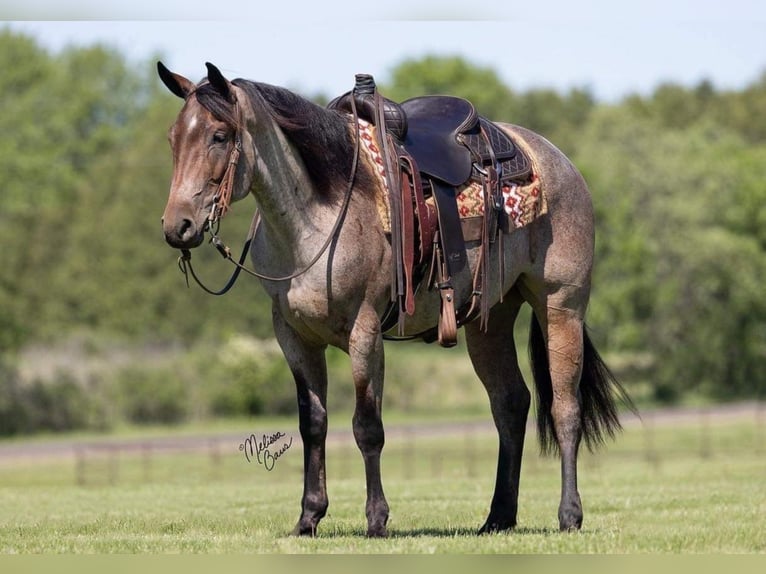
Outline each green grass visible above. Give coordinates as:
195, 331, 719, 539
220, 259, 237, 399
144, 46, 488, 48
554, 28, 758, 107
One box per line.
0, 412, 764, 553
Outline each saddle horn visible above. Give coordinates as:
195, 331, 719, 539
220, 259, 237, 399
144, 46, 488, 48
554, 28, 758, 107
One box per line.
205, 62, 234, 102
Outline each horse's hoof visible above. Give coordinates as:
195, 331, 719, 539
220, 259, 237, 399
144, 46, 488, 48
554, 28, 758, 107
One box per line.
478, 518, 516, 534
291, 522, 318, 537
558, 513, 583, 532
366, 525, 388, 538
558, 508, 583, 532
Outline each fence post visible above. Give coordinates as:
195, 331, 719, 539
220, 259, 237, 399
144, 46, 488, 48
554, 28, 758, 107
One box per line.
431, 448, 443, 479
209, 439, 222, 481
108, 446, 120, 485
75, 446, 86, 486
403, 426, 415, 480
464, 427, 476, 478
142, 443, 152, 483
643, 410, 660, 468
699, 408, 712, 459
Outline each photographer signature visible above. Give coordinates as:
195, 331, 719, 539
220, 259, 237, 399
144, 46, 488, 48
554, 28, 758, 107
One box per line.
239, 431, 293, 471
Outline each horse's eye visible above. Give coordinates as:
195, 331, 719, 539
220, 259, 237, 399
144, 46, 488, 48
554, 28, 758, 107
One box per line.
212, 131, 228, 144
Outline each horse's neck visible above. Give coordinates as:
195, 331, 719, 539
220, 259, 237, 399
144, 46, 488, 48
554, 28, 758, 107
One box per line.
248, 119, 322, 250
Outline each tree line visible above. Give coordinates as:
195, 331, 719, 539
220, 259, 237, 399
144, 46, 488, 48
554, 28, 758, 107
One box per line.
0, 31, 764, 434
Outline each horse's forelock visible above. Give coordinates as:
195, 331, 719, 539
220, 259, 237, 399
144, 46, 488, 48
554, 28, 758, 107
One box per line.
193, 82, 239, 128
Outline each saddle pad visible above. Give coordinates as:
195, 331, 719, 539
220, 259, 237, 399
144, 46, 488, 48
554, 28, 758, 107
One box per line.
357, 119, 546, 238
357, 119, 393, 232
454, 176, 545, 229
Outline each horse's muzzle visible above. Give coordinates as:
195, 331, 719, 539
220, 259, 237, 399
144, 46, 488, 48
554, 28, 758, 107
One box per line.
162, 217, 205, 249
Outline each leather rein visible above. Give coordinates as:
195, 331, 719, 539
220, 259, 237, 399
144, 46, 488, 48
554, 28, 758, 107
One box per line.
177, 94, 362, 295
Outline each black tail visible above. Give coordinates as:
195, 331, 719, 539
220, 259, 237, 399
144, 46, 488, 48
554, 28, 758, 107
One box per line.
529, 316, 637, 455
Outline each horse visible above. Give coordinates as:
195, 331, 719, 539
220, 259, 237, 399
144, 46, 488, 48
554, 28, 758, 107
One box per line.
157, 61, 633, 537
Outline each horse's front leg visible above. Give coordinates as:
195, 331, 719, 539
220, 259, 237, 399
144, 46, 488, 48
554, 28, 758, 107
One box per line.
348, 303, 389, 537
272, 310, 329, 536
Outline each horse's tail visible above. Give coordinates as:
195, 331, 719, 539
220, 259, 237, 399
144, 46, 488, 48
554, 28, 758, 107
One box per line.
528, 315, 637, 455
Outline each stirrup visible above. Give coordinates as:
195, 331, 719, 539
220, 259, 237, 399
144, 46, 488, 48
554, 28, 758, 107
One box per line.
434, 240, 458, 348
437, 280, 458, 348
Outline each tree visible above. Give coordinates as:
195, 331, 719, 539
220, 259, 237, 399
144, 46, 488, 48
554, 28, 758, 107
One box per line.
382, 54, 519, 121
2, 36, 765, 407
577, 104, 766, 400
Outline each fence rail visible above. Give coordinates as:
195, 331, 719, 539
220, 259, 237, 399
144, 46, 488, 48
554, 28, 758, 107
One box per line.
0, 401, 762, 487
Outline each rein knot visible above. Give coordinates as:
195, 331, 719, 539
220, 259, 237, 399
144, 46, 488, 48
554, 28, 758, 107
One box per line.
178, 249, 192, 288
211, 235, 232, 259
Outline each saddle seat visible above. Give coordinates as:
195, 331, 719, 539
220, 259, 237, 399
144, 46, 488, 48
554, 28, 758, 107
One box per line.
399, 96, 478, 186
400, 96, 530, 187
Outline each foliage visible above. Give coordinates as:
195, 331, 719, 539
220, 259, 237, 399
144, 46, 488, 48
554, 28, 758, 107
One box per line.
0, 360, 108, 435
383, 54, 518, 118
381, 55, 595, 155
115, 366, 191, 425
0, 335, 491, 435
1, 29, 765, 429
578, 106, 766, 400
207, 335, 295, 416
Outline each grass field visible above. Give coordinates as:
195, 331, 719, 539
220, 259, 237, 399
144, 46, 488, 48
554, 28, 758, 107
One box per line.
0, 406, 764, 553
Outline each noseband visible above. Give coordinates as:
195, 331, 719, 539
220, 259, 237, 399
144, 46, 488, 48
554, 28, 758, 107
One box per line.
178, 90, 362, 295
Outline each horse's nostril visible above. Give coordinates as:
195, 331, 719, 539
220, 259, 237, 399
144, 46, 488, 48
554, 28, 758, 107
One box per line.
179, 218, 194, 239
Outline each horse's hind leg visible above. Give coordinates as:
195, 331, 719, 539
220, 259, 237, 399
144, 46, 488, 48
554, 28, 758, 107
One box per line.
272, 311, 329, 536
534, 303, 586, 531
465, 289, 531, 533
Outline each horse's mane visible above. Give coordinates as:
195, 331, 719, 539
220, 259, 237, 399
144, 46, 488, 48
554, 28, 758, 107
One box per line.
194, 79, 372, 199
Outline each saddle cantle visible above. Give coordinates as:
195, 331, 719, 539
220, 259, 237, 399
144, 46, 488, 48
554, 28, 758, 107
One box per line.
460, 118, 531, 182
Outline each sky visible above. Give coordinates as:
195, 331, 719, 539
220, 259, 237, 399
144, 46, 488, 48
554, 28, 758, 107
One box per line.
2, 0, 766, 102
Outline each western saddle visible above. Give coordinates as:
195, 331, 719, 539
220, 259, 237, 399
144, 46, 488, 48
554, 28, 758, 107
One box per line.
329, 74, 532, 347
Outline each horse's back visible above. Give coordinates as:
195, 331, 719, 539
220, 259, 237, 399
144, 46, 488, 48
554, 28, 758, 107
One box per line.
499, 124, 591, 208
495, 123, 595, 309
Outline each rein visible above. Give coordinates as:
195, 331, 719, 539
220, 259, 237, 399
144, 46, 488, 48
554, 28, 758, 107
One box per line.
177, 93, 362, 294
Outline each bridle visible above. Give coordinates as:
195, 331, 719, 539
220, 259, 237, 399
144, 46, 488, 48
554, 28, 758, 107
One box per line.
177, 90, 362, 295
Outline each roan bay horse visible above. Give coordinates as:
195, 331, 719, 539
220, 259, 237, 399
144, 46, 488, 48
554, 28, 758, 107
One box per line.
158, 62, 632, 537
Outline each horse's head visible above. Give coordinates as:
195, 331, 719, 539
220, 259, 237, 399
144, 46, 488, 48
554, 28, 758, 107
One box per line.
158, 62, 250, 249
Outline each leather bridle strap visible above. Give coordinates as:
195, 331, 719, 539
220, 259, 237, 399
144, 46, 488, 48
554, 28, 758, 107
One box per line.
208, 141, 241, 227
206, 97, 242, 230
178, 93, 362, 292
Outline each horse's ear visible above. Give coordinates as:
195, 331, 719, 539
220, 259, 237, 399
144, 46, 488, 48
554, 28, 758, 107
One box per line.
205, 62, 234, 102
157, 61, 194, 99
